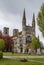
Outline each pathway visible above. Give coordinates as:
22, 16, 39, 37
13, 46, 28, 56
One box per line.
3, 56, 44, 59
3, 56, 44, 63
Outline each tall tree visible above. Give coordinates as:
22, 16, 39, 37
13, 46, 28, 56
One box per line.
31, 36, 40, 53
37, 3, 44, 36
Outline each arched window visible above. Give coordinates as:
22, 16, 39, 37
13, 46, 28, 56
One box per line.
26, 36, 31, 44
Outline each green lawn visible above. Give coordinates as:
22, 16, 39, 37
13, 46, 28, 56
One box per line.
0, 58, 44, 65
2, 52, 44, 65
3, 52, 29, 56
3, 52, 44, 56
28, 58, 44, 61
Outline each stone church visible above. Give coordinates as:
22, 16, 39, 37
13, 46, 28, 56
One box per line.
1, 9, 44, 54
12, 9, 35, 53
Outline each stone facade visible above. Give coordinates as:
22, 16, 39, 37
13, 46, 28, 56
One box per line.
3, 27, 9, 35
13, 9, 35, 53
13, 29, 18, 36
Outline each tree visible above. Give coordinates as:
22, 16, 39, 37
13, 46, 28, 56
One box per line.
37, 3, 44, 36
0, 31, 3, 39
0, 39, 5, 50
3, 35, 14, 52
0, 39, 5, 58
0, 31, 14, 52
31, 36, 40, 53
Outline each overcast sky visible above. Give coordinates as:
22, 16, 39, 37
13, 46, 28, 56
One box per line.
0, 0, 44, 45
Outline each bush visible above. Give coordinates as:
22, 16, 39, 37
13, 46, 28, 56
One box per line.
20, 58, 28, 62
0, 39, 5, 50
0, 39, 5, 59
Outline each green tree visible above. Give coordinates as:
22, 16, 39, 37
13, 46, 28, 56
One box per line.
31, 36, 40, 53
0, 39, 5, 58
37, 3, 44, 36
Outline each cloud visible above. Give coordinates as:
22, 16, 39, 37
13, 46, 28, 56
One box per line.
0, 0, 44, 44
0, 11, 22, 35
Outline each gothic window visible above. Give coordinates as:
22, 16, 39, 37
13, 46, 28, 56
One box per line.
26, 36, 31, 44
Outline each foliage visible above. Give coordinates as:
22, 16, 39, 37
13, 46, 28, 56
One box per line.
0, 39, 5, 59
31, 36, 40, 52
0, 31, 3, 39
3, 35, 14, 52
37, 3, 44, 36
0, 31, 14, 52
0, 39, 5, 50
0, 30, 14, 52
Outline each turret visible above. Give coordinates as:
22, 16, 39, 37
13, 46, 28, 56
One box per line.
3, 27, 9, 35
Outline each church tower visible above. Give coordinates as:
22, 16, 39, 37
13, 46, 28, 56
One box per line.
3, 27, 9, 35
32, 13, 35, 36
22, 9, 26, 31
22, 9, 26, 53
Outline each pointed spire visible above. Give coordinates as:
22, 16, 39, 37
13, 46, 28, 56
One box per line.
22, 8, 26, 28
32, 13, 35, 36
32, 13, 35, 22
23, 8, 26, 20
32, 13, 35, 27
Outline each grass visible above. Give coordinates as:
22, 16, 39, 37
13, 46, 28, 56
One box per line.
28, 58, 44, 61
3, 52, 44, 56
1, 52, 44, 65
3, 52, 29, 56
0, 58, 44, 65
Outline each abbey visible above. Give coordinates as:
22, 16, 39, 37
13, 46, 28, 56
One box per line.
13, 9, 35, 53
1, 9, 44, 54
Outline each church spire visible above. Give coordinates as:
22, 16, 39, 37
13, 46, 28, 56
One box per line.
22, 8, 26, 29
23, 8, 26, 20
32, 13, 35, 36
32, 13, 35, 27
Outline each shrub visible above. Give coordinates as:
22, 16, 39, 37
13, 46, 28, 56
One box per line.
0, 39, 5, 59
20, 58, 28, 62
0, 39, 5, 50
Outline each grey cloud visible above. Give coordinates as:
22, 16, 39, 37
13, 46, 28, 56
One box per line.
0, 0, 44, 28
0, 0, 44, 44
0, 0, 44, 21
0, 0, 44, 14
0, 0, 28, 14
0, 0, 35, 19
0, 0, 44, 23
